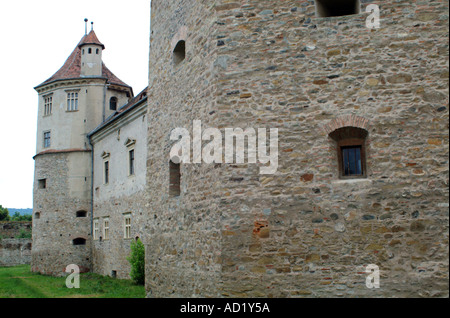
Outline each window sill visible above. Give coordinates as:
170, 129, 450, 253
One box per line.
66, 110, 79, 113
331, 178, 372, 186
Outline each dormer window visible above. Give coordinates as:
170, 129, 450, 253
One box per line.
315, 0, 361, 17
173, 40, 186, 66
110, 97, 118, 111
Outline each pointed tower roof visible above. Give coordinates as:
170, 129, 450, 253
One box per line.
78, 30, 105, 49
35, 31, 131, 92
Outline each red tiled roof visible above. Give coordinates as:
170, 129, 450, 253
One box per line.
35, 31, 130, 89
78, 30, 105, 49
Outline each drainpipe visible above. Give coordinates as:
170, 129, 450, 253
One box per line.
88, 135, 95, 271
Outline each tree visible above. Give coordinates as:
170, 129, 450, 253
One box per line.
127, 238, 145, 285
0, 205, 10, 221
10, 212, 32, 222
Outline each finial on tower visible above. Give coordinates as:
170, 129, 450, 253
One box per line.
84, 18, 88, 35
91, 22, 94, 31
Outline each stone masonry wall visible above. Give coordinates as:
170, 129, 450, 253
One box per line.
146, 0, 448, 297
145, 0, 224, 297
0, 239, 32, 267
213, 0, 449, 297
0, 222, 32, 267
32, 152, 92, 276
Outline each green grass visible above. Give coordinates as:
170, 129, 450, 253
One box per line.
0, 265, 145, 298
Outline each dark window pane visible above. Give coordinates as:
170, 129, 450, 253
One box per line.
342, 146, 362, 176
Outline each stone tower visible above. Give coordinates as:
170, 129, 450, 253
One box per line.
145, 0, 448, 297
32, 27, 133, 276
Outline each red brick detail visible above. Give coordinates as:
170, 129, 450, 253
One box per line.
322, 115, 370, 136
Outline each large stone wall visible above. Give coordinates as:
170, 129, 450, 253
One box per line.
0, 222, 32, 267
0, 239, 32, 267
145, 0, 223, 297
146, 0, 448, 297
32, 152, 92, 276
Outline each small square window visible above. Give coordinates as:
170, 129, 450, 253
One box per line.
315, 0, 361, 17
38, 179, 47, 189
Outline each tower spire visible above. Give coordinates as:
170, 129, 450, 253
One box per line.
84, 18, 88, 35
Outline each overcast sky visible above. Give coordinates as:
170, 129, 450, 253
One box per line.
0, 0, 151, 209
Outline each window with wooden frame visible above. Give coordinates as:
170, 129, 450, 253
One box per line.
123, 213, 132, 239
43, 131, 51, 148
103, 218, 110, 240
44, 94, 53, 116
329, 127, 368, 179
67, 91, 79, 111
93, 219, 99, 240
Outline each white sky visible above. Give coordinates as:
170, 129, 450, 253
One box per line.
0, 0, 151, 209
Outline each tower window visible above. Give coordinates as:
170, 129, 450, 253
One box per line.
35, 212, 41, 219
169, 160, 181, 197
315, 0, 361, 17
76, 210, 87, 218
67, 92, 79, 111
73, 238, 86, 246
96, 48, 99, 54
110, 97, 118, 111
104, 161, 110, 185
43, 131, 51, 148
173, 40, 186, 66
88, 48, 92, 54
129, 149, 135, 176
329, 126, 368, 179
44, 95, 52, 116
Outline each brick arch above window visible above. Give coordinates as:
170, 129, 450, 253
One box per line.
322, 115, 370, 136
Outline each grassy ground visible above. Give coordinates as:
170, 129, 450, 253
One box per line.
0, 265, 145, 298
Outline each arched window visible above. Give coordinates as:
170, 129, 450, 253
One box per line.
169, 160, 181, 197
35, 212, 41, 220
329, 126, 368, 179
76, 210, 87, 218
315, 0, 361, 17
88, 48, 92, 54
73, 238, 87, 246
110, 97, 118, 111
173, 40, 186, 66
96, 48, 99, 54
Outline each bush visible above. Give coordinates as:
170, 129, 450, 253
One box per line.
127, 238, 145, 285
16, 229, 32, 239
0, 205, 10, 221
